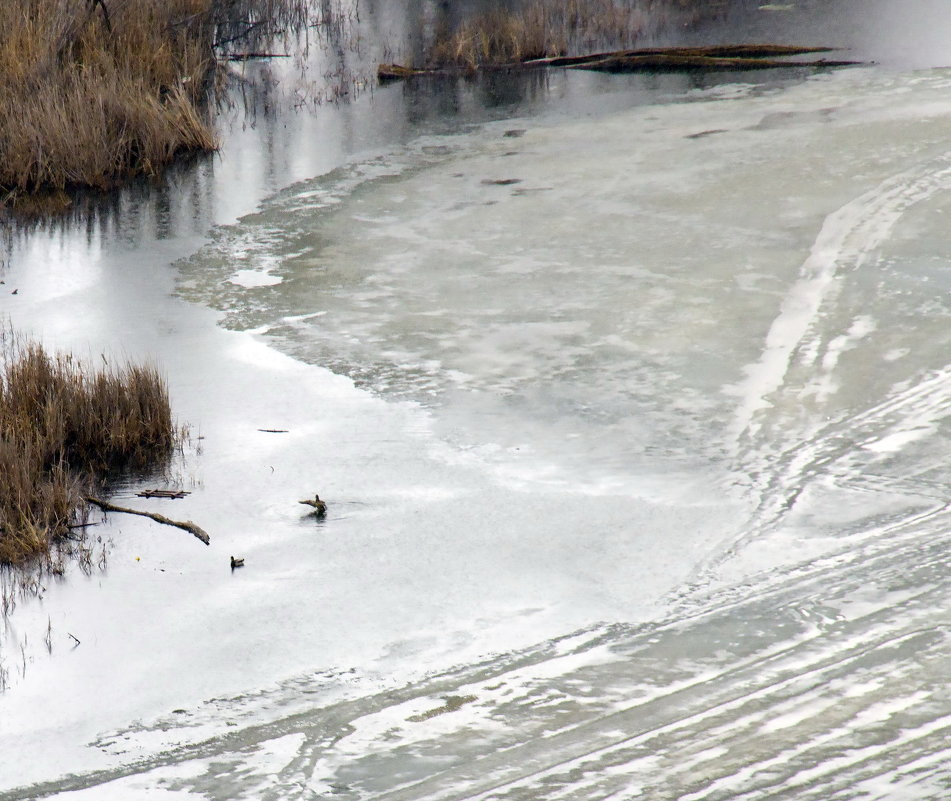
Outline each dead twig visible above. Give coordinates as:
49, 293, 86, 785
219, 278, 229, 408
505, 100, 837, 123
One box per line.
213, 19, 267, 49
87, 0, 112, 33
84, 497, 210, 545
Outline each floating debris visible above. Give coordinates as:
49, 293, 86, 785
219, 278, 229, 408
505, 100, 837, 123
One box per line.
136, 489, 191, 499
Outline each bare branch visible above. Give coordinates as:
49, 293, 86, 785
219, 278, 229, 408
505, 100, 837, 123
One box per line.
85, 497, 210, 545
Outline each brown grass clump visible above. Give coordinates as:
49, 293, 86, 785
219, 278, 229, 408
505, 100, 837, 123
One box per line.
424, 0, 729, 69
0, 331, 175, 565
0, 0, 219, 204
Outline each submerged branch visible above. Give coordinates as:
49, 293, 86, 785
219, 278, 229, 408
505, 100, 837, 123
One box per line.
85, 497, 210, 545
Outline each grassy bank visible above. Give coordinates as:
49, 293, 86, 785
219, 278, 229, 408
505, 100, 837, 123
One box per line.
0, 0, 221, 206
424, 0, 729, 69
0, 1, 718, 205
0, 332, 175, 565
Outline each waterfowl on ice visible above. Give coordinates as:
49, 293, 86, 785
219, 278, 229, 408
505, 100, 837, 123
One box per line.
299, 494, 328, 516
230, 556, 244, 569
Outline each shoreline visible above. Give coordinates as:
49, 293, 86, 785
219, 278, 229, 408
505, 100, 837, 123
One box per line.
0, 79, 748, 787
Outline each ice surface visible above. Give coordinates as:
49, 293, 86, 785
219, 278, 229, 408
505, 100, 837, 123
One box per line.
2, 49, 950, 801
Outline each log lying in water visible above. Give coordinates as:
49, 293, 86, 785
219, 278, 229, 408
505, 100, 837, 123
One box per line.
531, 43, 840, 67
136, 489, 191, 499
85, 497, 210, 545
378, 44, 862, 81
571, 54, 864, 73
379, 64, 428, 80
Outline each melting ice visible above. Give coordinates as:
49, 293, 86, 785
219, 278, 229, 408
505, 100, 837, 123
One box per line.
2, 62, 950, 800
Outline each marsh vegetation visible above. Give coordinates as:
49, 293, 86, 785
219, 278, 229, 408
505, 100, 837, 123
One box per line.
0, 0, 309, 208
0, 331, 176, 565
421, 0, 729, 68
0, 0, 729, 208
0, 0, 217, 205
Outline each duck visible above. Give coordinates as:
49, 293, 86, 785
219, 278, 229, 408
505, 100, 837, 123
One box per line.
299, 494, 328, 516
230, 556, 244, 569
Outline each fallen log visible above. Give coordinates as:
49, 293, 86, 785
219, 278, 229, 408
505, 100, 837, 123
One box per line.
136, 489, 191, 499
378, 43, 860, 82
529, 43, 840, 67
571, 54, 864, 73
225, 52, 291, 61
378, 63, 432, 81
85, 497, 210, 545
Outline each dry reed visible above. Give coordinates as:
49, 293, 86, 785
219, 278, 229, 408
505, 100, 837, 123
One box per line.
0, 331, 175, 565
0, 0, 218, 203
424, 0, 728, 69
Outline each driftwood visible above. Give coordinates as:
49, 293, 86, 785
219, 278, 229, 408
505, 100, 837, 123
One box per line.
85, 497, 210, 545
378, 44, 861, 81
379, 64, 428, 81
533, 44, 839, 65
225, 52, 291, 61
572, 55, 862, 73
136, 489, 191, 499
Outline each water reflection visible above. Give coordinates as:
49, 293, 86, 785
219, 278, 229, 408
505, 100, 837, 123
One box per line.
4, 0, 949, 269
6, 156, 217, 255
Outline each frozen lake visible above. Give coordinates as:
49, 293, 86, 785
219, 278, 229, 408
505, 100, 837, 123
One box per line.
1, 2, 949, 798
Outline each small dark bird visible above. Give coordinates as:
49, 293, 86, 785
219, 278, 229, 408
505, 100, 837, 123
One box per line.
230, 556, 244, 569
299, 494, 327, 516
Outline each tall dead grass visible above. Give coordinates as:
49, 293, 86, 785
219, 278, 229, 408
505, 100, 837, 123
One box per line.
0, 0, 218, 203
0, 0, 316, 206
0, 331, 175, 564
424, 0, 728, 69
